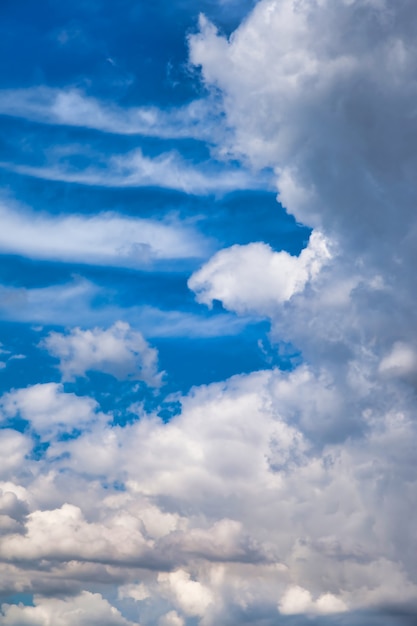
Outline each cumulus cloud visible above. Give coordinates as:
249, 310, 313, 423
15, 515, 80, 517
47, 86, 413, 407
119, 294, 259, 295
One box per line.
1, 368, 417, 623
157, 570, 213, 618
42, 322, 163, 385
0, 430, 32, 480
0, 592, 136, 626
279, 585, 347, 615
158, 611, 184, 626
188, 230, 330, 316
3, 1, 417, 625
1, 383, 103, 438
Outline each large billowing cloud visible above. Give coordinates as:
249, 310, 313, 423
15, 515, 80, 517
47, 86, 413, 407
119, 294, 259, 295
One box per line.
1, 368, 417, 624
2, 1, 417, 625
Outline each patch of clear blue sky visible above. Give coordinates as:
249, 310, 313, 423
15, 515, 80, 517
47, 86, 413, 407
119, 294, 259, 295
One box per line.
0, 0, 308, 415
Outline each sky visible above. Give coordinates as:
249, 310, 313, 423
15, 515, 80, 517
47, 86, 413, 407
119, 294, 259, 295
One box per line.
0, 0, 417, 624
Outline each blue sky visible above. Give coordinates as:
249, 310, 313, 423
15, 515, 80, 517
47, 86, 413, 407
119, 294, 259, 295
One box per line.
0, 0, 308, 405
1, 1, 417, 625
0, 0, 309, 407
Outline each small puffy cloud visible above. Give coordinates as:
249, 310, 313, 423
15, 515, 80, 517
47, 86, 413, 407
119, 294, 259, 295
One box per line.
0, 591, 136, 626
158, 611, 184, 626
1, 383, 102, 437
279, 585, 347, 615
118, 583, 150, 602
42, 322, 163, 386
158, 570, 213, 617
188, 230, 330, 316
379, 342, 417, 378
0, 430, 32, 479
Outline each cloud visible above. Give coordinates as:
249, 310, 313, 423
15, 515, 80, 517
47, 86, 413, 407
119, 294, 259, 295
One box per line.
188, 230, 330, 316
158, 611, 184, 626
379, 341, 417, 379
0, 430, 32, 480
0, 592, 136, 626
0, 200, 209, 267
279, 585, 347, 615
42, 322, 163, 386
1, 383, 103, 438
157, 570, 213, 617
0, 86, 223, 141
0, 147, 270, 195
1, 368, 417, 623
0, 278, 250, 337
3, 1, 417, 624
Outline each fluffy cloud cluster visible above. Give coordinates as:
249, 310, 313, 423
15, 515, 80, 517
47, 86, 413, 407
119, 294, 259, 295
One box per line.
1, 592, 135, 626
43, 322, 163, 385
1, 367, 417, 624
2, 1, 417, 625
189, 230, 330, 315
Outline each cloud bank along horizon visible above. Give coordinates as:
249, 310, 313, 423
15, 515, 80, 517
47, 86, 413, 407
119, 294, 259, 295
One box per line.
1, 0, 417, 625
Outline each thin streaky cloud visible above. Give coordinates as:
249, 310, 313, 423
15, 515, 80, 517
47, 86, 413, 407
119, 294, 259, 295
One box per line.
0, 278, 251, 338
0, 147, 271, 195
0, 86, 224, 141
0, 200, 211, 267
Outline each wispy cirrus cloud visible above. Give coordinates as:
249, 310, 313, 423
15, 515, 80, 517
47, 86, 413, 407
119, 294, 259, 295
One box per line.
0, 147, 270, 195
0, 278, 250, 338
0, 200, 210, 267
0, 86, 223, 141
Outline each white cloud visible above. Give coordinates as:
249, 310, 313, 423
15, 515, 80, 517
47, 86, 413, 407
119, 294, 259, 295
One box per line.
158, 611, 184, 626
2, 368, 417, 623
0, 86, 223, 142
1, 383, 103, 437
0, 430, 32, 480
3, 1, 417, 624
119, 583, 150, 603
279, 585, 347, 615
0, 278, 250, 337
379, 341, 417, 378
0, 147, 270, 195
158, 570, 213, 617
0, 592, 136, 626
42, 322, 163, 385
0, 200, 209, 267
188, 230, 330, 316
